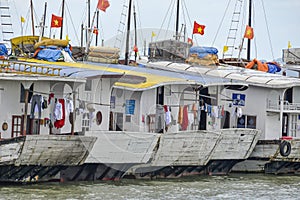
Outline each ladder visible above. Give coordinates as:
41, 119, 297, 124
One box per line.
222, 0, 243, 59
0, 0, 14, 47
114, 0, 128, 50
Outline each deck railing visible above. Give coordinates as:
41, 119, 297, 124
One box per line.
267, 100, 300, 112
0, 60, 61, 76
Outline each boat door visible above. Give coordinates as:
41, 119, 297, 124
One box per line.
282, 113, 288, 137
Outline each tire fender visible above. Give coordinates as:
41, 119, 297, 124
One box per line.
279, 140, 291, 157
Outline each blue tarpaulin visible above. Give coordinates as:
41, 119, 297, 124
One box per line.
36, 48, 62, 62
0, 44, 8, 56
36, 46, 72, 62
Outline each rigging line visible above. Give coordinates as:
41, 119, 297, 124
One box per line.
135, 1, 146, 51
182, 0, 193, 30
261, 0, 274, 60
165, 0, 176, 39
65, 1, 81, 45
212, 0, 232, 46
157, 0, 174, 40
252, 2, 257, 58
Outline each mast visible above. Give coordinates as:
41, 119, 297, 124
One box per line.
124, 0, 133, 65
133, 4, 137, 61
247, 0, 252, 60
41, 2, 47, 37
95, 10, 99, 46
175, 0, 180, 41
60, 0, 65, 39
30, 0, 35, 36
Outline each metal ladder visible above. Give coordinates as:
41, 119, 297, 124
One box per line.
114, 0, 128, 50
222, 0, 243, 59
0, 0, 14, 47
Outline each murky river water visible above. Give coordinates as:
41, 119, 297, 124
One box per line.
0, 174, 299, 199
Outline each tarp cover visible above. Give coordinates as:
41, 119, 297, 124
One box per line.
36, 46, 72, 62
0, 44, 8, 56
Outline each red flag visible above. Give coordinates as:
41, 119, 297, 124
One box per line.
193, 21, 205, 35
187, 38, 193, 45
133, 45, 138, 53
93, 27, 99, 35
51, 14, 63, 28
97, 0, 110, 12
244, 25, 254, 40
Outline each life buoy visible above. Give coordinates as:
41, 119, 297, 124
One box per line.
279, 140, 291, 157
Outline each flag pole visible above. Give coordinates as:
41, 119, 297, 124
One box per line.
60, 0, 65, 40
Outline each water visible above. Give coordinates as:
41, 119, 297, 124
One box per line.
0, 174, 300, 200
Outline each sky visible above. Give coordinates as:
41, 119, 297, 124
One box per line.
6, 0, 300, 61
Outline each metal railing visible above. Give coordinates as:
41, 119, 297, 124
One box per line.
267, 100, 300, 111
0, 60, 61, 76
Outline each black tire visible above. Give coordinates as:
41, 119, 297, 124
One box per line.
279, 140, 292, 157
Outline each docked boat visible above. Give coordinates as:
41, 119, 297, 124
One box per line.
141, 60, 300, 175
0, 59, 96, 183
7, 36, 260, 180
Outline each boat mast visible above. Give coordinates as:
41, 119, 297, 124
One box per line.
125, 0, 133, 65
175, 0, 180, 41
95, 10, 99, 46
60, 0, 65, 39
133, 4, 137, 61
30, 0, 35, 36
247, 0, 252, 60
41, 2, 47, 37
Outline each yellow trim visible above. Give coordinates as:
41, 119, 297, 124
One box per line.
18, 58, 187, 89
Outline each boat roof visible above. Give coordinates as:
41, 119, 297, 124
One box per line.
147, 61, 300, 89
16, 58, 248, 91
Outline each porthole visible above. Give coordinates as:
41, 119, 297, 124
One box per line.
96, 111, 102, 125
2, 122, 8, 131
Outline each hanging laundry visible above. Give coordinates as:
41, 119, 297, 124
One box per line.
182, 105, 189, 131
192, 103, 198, 118
178, 106, 183, 124
237, 107, 243, 118
54, 99, 66, 129
48, 93, 54, 104
30, 94, 43, 119
197, 105, 201, 122
164, 105, 172, 126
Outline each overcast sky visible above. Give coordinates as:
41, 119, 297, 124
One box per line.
9, 0, 300, 61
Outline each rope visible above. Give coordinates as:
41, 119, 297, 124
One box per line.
156, 0, 174, 40
212, 0, 232, 46
65, 1, 81, 45
261, 0, 274, 60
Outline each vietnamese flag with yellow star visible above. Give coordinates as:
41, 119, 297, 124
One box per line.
244, 25, 254, 39
193, 21, 205, 35
51, 14, 63, 28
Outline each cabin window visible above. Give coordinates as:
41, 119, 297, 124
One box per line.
20, 83, 34, 103
85, 79, 92, 91
82, 112, 90, 133
125, 115, 131, 123
165, 86, 171, 96
237, 115, 257, 129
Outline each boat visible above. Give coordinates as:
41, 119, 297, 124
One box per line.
0, 57, 97, 183
2, 0, 263, 181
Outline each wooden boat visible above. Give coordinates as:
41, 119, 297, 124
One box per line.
0, 60, 97, 183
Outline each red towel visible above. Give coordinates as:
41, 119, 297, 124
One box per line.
182, 105, 189, 131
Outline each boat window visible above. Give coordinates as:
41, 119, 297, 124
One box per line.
237, 115, 257, 129
85, 79, 92, 91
